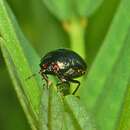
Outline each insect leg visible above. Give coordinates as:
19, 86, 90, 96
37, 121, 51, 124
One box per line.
68, 78, 80, 95
56, 81, 70, 96
56, 81, 70, 87
39, 71, 49, 88
55, 72, 70, 95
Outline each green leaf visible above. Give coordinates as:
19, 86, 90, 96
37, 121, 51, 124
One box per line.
42, 0, 104, 20
0, 40, 38, 130
76, 0, 104, 17
40, 88, 96, 130
115, 34, 130, 130
79, 0, 130, 129
93, 29, 130, 130
64, 96, 96, 130
80, 0, 130, 109
40, 85, 64, 130
42, 0, 72, 20
0, 0, 42, 129
116, 84, 130, 130
85, 0, 120, 65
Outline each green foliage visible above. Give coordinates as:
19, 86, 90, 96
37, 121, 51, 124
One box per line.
117, 83, 130, 130
80, 0, 130, 109
0, 0, 41, 129
42, 0, 104, 59
42, 0, 104, 20
76, 0, 104, 17
63, 95, 96, 130
80, 0, 130, 129
42, 0, 71, 20
0, 0, 130, 130
40, 86, 64, 130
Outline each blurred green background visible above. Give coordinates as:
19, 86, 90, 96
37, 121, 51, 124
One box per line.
0, 0, 120, 130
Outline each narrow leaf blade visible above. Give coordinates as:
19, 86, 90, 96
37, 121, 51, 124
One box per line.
76, 0, 104, 17
93, 28, 130, 130
40, 85, 64, 130
80, 0, 130, 110
64, 95, 96, 130
0, 0, 42, 128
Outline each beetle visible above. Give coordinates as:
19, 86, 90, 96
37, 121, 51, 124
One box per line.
39, 48, 87, 95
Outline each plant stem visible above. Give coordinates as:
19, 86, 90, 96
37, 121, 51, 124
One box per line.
63, 18, 88, 59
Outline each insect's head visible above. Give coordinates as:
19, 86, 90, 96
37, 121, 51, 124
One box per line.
40, 63, 52, 74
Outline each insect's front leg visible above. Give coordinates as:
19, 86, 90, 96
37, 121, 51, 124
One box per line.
39, 71, 51, 88
68, 78, 80, 95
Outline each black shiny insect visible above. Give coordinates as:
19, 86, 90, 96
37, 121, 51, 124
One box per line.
39, 48, 87, 95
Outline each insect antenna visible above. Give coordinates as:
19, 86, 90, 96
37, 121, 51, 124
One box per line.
25, 72, 39, 81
